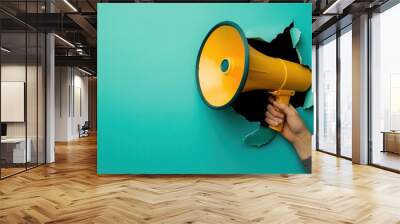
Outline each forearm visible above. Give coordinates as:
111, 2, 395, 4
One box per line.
292, 130, 312, 161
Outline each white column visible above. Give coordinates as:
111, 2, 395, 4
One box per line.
352, 14, 369, 164
45, 0, 55, 163
46, 32, 55, 163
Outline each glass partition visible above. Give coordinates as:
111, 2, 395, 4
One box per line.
312, 45, 317, 151
370, 3, 400, 171
27, 0, 37, 170
339, 27, 352, 158
27, 30, 38, 169
317, 35, 337, 154
0, 2, 46, 179
1, 30, 28, 177
38, 32, 45, 165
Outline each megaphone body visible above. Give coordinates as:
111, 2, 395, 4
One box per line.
196, 21, 311, 132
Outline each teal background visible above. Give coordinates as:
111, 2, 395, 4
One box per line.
98, 3, 312, 174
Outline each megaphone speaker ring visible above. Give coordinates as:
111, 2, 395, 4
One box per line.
220, 58, 232, 74
196, 21, 249, 109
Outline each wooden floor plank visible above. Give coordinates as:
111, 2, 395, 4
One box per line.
1, 134, 400, 223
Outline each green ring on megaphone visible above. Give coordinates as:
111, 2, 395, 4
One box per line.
220, 58, 230, 73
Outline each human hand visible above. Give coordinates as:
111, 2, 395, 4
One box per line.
265, 96, 311, 160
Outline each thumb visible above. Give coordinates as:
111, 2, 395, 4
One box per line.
273, 101, 297, 116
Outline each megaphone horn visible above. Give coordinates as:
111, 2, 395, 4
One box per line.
196, 21, 311, 132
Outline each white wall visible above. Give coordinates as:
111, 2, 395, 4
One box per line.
55, 67, 89, 141
72, 73, 89, 138
1, 65, 27, 141
1, 64, 40, 138
55, 66, 70, 141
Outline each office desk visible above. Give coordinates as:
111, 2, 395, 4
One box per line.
382, 131, 400, 154
1, 138, 31, 163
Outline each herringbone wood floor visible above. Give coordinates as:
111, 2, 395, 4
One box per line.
1, 134, 400, 224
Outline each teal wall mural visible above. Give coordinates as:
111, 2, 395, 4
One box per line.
98, 3, 312, 174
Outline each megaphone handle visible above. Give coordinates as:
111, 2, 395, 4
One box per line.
269, 90, 295, 132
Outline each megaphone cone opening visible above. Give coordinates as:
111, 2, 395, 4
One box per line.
196, 21, 249, 110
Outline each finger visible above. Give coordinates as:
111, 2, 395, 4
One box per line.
265, 111, 283, 124
267, 104, 285, 119
265, 117, 280, 127
272, 101, 292, 115
268, 96, 276, 104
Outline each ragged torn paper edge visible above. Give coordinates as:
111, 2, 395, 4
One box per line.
290, 26, 313, 110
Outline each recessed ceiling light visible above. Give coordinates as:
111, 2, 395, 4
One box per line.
54, 34, 75, 48
322, 0, 356, 15
1, 47, 11, 53
323, 0, 343, 15
63, 0, 78, 12
78, 67, 93, 76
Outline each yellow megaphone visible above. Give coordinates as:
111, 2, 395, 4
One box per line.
196, 21, 311, 132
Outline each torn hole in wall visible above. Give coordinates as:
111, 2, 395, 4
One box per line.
231, 22, 310, 147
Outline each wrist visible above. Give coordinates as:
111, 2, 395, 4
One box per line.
292, 130, 312, 160
293, 129, 311, 144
